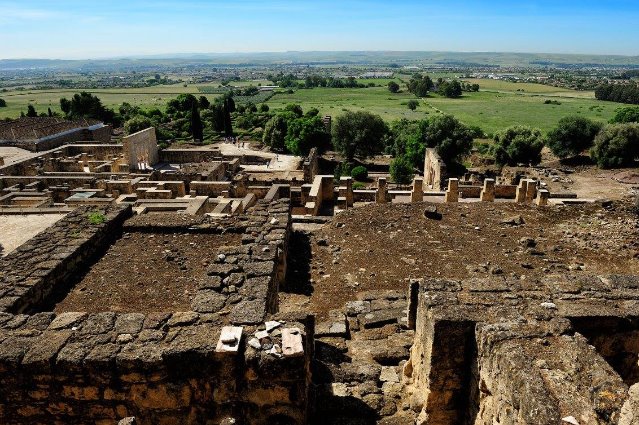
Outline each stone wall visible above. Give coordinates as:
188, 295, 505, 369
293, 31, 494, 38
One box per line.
160, 148, 222, 164
406, 275, 639, 424
122, 128, 159, 171
302, 147, 319, 183
423, 148, 447, 190
0, 205, 132, 314
0, 311, 313, 425
0, 196, 309, 424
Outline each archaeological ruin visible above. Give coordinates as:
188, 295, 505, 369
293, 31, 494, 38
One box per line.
1, 119, 639, 424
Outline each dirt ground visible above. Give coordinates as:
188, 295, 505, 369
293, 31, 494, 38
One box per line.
54, 232, 241, 313
0, 214, 67, 257
281, 199, 639, 320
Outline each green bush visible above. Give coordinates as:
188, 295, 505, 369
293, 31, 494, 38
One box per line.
390, 157, 414, 184
493, 126, 544, 166
87, 211, 106, 225
351, 166, 368, 181
352, 182, 366, 190
546, 116, 602, 159
590, 123, 639, 168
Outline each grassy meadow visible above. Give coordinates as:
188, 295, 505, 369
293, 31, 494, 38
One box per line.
0, 78, 626, 135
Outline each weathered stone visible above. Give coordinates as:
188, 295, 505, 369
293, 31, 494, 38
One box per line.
115, 313, 145, 335
191, 291, 228, 313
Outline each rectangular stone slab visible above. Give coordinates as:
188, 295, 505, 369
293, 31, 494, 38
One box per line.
215, 326, 243, 353
282, 328, 304, 358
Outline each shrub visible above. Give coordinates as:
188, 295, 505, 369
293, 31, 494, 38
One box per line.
87, 211, 106, 225
493, 126, 544, 166
351, 166, 368, 181
610, 107, 639, 124
590, 123, 639, 168
390, 157, 414, 184
352, 182, 366, 190
546, 116, 602, 159
407, 100, 419, 110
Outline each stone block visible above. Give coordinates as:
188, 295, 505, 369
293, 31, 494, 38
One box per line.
216, 326, 243, 353
282, 328, 304, 357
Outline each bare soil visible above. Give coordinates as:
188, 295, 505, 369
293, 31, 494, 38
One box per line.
282, 199, 639, 320
54, 232, 241, 313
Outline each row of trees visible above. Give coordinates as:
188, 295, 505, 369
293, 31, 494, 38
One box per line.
595, 83, 639, 105
267, 73, 370, 89
403, 74, 477, 99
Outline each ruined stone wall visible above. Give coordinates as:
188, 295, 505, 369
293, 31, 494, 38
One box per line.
423, 148, 447, 190
302, 147, 319, 183
160, 149, 221, 164
0, 205, 132, 313
0, 197, 308, 424
122, 128, 159, 171
0, 311, 313, 425
407, 275, 639, 425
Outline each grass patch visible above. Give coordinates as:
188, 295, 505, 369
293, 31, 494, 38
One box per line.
87, 211, 107, 225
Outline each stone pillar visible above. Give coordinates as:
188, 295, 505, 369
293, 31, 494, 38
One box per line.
343, 177, 354, 207
411, 177, 424, 203
536, 189, 550, 206
480, 179, 495, 202
338, 177, 353, 210
376, 178, 388, 204
525, 180, 537, 203
0, 157, 4, 167
445, 178, 459, 203
515, 179, 528, 203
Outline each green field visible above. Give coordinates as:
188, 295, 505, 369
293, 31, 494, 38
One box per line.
0, 83, 221, 119
266, 79, 624, 135
0, 78, 627, 135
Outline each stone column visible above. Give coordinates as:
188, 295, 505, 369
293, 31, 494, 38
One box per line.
445, 178, 459, 203
411, 177, 424, 203
376, 178, 388, 204
515, 179, 528, 203
480, 179, 495, 202
536, 189, 550, 206
525, 180, 537, 203
343, 177, 354, 207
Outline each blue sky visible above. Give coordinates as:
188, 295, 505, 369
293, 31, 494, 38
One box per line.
0, 0, 637, 59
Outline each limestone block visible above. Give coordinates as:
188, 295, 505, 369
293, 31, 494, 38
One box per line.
411, 177, 424, 202
445, 178, 459, 203
480, 179, 495, 202
536, 189, 550, 206
376, 178, 388, 204
515, 179, 528, 203
282, 328, 304, 357
216, 326, 243, 353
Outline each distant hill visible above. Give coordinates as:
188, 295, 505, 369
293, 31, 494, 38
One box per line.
2, 51, 639, 71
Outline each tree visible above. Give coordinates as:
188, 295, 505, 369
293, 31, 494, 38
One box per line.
0, 99, 6, 108
590, 123, 639, 168
223, 99, 233, 137
259, 104, 270, 113
438, 80, 463, 98
546, 116, 602, 159
493, 126, 545, 166
610, 107, 639, 124
407, 100, 419, 110
332, 111, 388, 162
426, 115, 474, 166
407, 74, 434, 97
60, 98, 71, 114
124, 115, 153, 135
284, 115, 329, 156
285, 104, 303, 118
47, 107, 53, 117
26, 104, 37, 117
263, 115, 289, 151
198, 96, 210, 109
191, 104, 204, 143
390, 157, 414, 184
388, 81, 400, 93
60, 92, 116, 124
